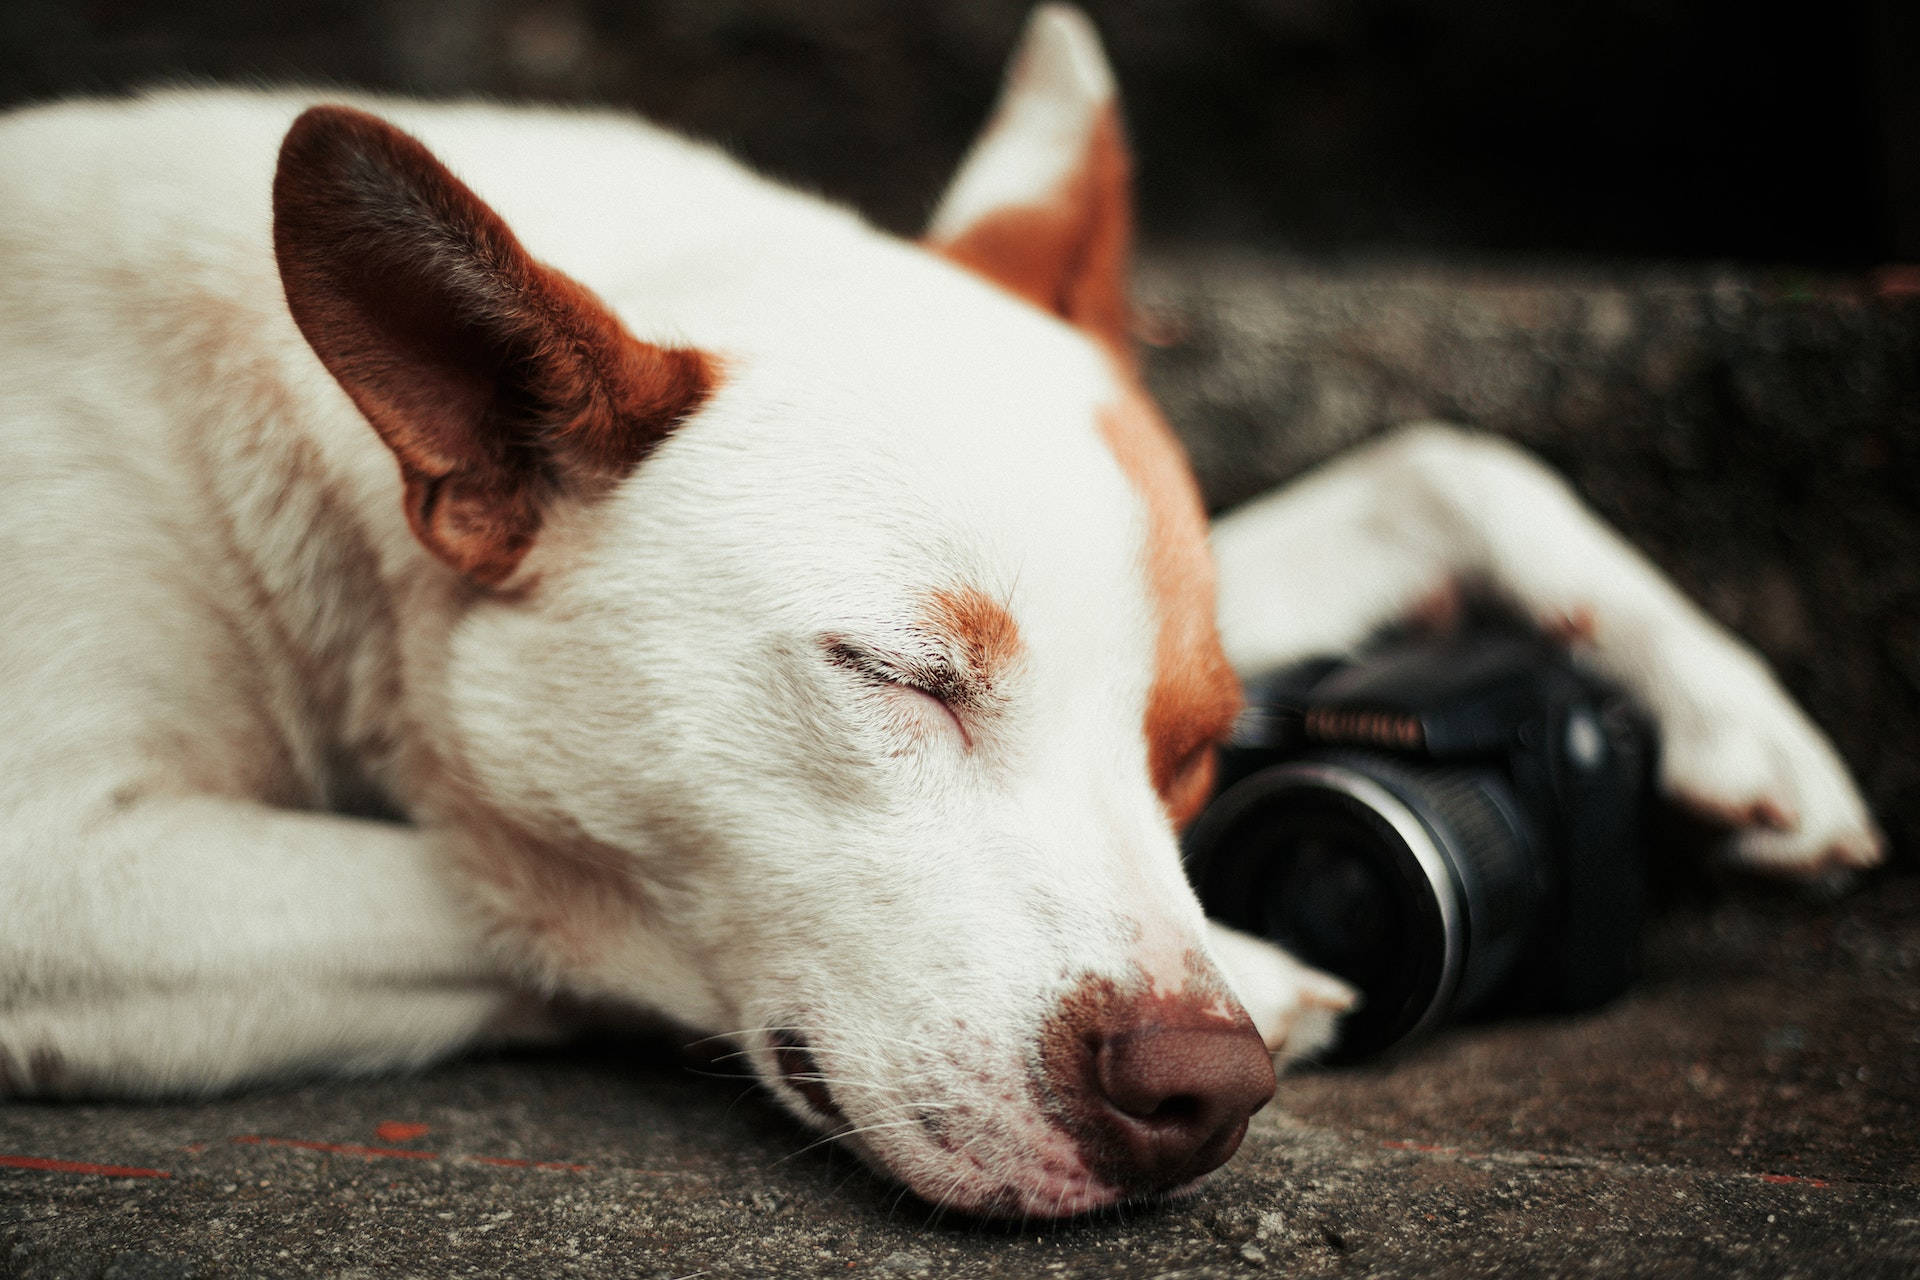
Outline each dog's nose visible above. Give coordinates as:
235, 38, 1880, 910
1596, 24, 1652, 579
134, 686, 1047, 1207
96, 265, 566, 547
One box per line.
1092, 1020, 1277, 1186
1043, 986, 1276, 1194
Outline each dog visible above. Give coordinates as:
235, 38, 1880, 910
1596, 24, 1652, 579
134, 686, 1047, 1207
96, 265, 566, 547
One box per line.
0, 5, 1882, 1218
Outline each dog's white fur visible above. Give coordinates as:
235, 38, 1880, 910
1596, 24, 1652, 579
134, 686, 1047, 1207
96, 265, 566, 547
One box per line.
0, 5, 1881, 1218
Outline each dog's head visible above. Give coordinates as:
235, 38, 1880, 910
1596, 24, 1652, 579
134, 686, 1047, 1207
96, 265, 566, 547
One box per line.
272, 5, 1318, 1217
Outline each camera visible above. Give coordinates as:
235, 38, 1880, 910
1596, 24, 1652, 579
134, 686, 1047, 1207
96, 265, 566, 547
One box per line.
1183, 627, 1655, 1061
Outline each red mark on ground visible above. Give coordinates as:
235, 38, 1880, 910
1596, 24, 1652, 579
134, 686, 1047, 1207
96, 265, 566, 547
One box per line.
1759, 1173, 1830, 1187
0, 1154, 171, 1179
235, 1135, 435, 1161
374, 1121, 431, 1143
465, 1154, 591, 1172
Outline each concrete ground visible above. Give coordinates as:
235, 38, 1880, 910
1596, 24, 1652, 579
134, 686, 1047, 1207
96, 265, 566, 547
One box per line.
4, 259, 1916, 1278
3, 877, 1915, 1279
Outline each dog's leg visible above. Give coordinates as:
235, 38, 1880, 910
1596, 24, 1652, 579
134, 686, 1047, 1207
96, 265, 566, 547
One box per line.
1212, 422, 1883, 874
0, 796, 544, 1097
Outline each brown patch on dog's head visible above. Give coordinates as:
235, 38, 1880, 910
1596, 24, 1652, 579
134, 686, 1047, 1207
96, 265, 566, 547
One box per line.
1099, 382, 1242, 828
931, 105, 1133, 359
273, 104, 717, 585
923, 585, 1024, 687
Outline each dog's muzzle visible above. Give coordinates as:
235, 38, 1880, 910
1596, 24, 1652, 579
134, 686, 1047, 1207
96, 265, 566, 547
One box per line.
758, 976, 1274, 1214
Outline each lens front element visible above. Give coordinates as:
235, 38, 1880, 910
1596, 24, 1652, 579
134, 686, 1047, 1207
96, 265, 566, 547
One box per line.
1189, 754, 1541, 1060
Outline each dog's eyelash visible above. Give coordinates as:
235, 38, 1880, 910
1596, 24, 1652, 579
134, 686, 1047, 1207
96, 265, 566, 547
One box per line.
824, 639, 970, 708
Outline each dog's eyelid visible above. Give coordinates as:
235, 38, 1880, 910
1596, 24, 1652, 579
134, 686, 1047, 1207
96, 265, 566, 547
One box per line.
822, 636, 882, 676
821, 636, 975, 706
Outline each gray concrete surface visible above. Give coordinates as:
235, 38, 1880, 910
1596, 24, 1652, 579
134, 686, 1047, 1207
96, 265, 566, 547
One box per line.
4, 258, 1916, 1277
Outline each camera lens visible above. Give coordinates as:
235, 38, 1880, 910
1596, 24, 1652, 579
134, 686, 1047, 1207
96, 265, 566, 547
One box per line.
1256, 820, 1404, 992
1186, 752, 1545, 1060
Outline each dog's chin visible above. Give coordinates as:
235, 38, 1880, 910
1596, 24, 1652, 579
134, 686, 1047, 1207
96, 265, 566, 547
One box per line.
833, 1124, 1134, 1220
758, 1052, 1145, 1218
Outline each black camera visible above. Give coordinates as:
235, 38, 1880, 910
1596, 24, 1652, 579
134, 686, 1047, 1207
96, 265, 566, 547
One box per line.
1183, 628, 1655, 1061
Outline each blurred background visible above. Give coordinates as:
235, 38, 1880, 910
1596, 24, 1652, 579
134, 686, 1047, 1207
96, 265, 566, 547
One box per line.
1, 0, 1914, 261
1, 0, 1915, 855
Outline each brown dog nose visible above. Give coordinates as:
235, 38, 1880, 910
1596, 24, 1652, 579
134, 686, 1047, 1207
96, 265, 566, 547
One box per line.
1042, 983, 1277, 1194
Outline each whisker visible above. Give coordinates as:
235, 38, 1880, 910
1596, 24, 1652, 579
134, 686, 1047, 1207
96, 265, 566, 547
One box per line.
926, 1165, 973, 1227
692, 1048, 953, 1104
679, 1027, 769, 1051
692, 1023, 950, 1053
776, 1116, 930, 1165
716, 1081, 764, 1124
680, 1065, 760, 1082
700, 1049, 758, 1067
762, 1066, 953, 1098
886, 1178, 917, 1223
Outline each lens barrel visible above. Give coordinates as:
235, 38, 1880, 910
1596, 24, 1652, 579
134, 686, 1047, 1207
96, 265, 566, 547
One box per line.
1187, 751, 1548, 1060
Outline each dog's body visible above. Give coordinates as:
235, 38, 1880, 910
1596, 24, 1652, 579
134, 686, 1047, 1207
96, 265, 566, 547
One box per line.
0, 7, 1881, 1218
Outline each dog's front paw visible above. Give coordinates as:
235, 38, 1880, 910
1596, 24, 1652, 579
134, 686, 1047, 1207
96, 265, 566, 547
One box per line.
1651, 640, 1884, 876
1205, 921, 1356, 1065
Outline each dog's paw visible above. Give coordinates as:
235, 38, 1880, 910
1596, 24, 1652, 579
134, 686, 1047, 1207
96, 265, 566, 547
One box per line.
1650, 641, 1884, 876
1205, 921, 1356, 1065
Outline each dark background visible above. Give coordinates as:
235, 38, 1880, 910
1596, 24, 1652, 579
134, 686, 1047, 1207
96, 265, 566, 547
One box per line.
2, 0, 1916, 264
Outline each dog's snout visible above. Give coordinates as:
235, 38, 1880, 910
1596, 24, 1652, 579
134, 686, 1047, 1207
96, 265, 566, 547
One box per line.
1042, 983, 1276, 1194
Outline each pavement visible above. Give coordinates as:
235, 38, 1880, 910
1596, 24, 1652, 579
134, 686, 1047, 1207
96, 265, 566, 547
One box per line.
4, 257, 1917, 1278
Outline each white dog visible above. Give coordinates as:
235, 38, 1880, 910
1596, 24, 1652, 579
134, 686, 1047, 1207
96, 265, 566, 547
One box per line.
0, 6, 1880, 1218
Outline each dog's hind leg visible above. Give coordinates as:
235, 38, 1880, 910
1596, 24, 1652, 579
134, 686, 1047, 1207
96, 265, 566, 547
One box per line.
0, 795, 541, 1098
1210, 422, 1882, 875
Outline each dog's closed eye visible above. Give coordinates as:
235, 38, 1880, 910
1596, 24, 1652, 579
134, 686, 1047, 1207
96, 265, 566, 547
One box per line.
823, 637, 976, 746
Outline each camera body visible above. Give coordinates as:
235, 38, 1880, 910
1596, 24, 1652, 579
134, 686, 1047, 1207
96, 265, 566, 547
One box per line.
1184, 629, 1655, 1061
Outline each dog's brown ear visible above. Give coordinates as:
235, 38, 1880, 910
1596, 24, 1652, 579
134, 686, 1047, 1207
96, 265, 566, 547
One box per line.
273, 105, 715, 586
925, 5, 1133, 359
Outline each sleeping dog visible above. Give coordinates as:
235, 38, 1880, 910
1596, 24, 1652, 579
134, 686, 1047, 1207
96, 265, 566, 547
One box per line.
0, 5, 1879, 1217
